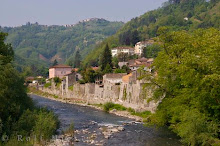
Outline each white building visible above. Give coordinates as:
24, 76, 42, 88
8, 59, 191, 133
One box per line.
111, 47, 134, 57
134, 40, 154, 56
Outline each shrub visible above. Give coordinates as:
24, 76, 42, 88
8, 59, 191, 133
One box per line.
44, 82, 51, 88
68, 85, 74, 91
53, 77, 61, 84
103, 102, 127, 112
33, 108, 59, 142
103, 102, 115, 112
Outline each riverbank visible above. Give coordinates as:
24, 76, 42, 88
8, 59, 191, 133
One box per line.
28, 87, 145, 122
31, 94, 182, 146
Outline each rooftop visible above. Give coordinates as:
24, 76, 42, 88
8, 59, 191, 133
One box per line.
104, 73, 127, 79
112, 47, 134, 50
50, 64, 72, 69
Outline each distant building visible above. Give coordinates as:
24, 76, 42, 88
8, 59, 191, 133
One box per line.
128, 57, 154, 72
111, 47, 134, 57
49, 64, 72, 79
134, 39, 154, 56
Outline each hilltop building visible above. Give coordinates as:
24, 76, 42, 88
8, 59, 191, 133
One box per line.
111, 47, 134, 57
49, 64, 72, 79
134, 39, 154, 56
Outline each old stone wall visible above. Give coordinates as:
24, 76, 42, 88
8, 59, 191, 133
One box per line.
40, 80, 158, 112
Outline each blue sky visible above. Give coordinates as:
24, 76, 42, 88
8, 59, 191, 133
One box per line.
0, 0, 167, 27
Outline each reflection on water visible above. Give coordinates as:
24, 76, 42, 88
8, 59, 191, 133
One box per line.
31, 94, 181, 146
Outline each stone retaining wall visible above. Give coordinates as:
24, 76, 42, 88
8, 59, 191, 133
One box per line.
39, 80, 158, 112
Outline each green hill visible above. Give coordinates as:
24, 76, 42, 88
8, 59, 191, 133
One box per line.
0, 18, 124, 75
83, 0, 220, 66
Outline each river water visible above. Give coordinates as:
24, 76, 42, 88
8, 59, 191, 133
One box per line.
31, 94, 181, 146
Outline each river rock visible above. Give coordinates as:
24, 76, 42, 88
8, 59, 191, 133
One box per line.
118, 126, 125, 131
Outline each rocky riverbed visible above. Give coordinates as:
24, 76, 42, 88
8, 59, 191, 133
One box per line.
31, 94, 181, 146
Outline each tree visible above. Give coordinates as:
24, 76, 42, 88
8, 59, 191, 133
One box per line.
82, 68, 96, 83
0, 33, 33, 137
52, 59, 58, 66
100, 44, 112, 71
117, 52, 129, 62
103, 64, 113, 74
74, 50, 81, 68
144, 28, 220, 145
142, 44, 161, 58
0, 33, 14, 65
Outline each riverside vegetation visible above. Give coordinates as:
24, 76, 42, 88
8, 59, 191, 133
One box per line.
0, 32, 59, 145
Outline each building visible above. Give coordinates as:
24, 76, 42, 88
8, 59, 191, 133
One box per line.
111, 47, 134, 57
134, 39, 154, 56
49, 64, 72, 79
128, 57, 153, 72
103, 73, 127, 84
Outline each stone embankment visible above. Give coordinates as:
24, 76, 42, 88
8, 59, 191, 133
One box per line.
29, 89, 143, 122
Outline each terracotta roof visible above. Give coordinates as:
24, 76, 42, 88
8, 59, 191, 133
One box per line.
112, 47, 134, 51
104, 73, 127, 79
64, 72, 75, 76
136, 39, 154, 45
92, 67, 99, 71
130, 62, 151, 68
136, 57, 148, 62
50, 64, 72, 69
73, 68, 79, 72
122, 73, 132, 83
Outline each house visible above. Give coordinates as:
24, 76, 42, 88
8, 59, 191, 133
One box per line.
103, 73, 127, 84
49, 64, 72, 79
128, 57, 153, 72
118, 62, 128, 68
111, 47, 134, 57
134, 39, 154, 56
63, 72, 82, 87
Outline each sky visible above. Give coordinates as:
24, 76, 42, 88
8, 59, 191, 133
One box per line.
0, 0, 167, 27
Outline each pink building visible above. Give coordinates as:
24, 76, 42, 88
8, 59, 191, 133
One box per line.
49, 64, 72, 79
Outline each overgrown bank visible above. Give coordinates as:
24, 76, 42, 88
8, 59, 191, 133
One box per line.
144, 28, 220, 145
0, 32, 59, 146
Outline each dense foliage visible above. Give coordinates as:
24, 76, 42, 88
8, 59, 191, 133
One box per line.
83, 0, 220, 66
0, 32, 59, 145
0, 19, 123, 76
144, 28, 220, 145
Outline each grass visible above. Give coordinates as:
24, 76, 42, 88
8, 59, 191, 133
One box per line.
127, 107, 151, 118
64, 122, 74, 137
102, 102, 151, 118
44, 82, 51, 88
103, 102, 127, 112
68, 85, 74, 91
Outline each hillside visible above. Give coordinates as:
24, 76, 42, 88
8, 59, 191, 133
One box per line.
83, 0, 220, 66
0, 18, 124, 75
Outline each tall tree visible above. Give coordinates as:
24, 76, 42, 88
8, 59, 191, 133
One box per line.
0, 32, 33, 137
0, 33, 14, 65
100, 44, 112, 71
144, 28, 220, 145
74, 50, 81, 68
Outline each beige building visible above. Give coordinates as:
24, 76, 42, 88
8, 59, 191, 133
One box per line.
134, 39, 154, 56
111, 47, 134, 57
49, 64, 72, 79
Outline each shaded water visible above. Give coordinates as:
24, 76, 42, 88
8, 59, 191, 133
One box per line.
31, 94, 181, 146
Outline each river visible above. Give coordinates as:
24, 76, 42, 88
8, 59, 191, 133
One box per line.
31, 94, 181, 146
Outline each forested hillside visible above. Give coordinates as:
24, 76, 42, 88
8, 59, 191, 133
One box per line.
0, 19, 123, 76
84, 0, 220, 66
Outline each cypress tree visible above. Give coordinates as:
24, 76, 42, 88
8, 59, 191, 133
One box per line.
100, 44, 112, 71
